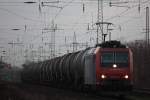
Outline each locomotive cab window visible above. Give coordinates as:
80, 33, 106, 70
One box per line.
101, 52, 129, 67
101, 52, 114, 67
115, 52, 128, 67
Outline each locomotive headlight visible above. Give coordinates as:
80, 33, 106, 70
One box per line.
113, 64, 117, 68
101, 74, 106, 79
124, 75, 129, 79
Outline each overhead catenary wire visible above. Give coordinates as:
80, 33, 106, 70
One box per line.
81, 0, 149, 35
108, 1, 150, 28
0, 1, 37, 6
83, 0, 149, 33
0, 0, 147, 33
0, 7, 46, 23
0, 0, 149, 65
106, 0, 150, 21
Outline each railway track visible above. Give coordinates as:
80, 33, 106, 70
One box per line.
0, 81, 150, 100
133, 88, 150, 94
0, 81, 118, 100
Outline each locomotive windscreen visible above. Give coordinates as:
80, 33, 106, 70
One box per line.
101, 52, 129, 67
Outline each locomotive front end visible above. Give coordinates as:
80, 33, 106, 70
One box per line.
95, 41, 133, 90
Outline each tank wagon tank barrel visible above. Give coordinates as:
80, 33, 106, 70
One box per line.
21, 48, 95, 88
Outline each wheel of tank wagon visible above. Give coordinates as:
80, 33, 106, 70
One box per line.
73, 72, 81, 90
118, 94, 126, 100
75, 83, 83, 91
81, 84, 91, 92
74, 81, 83, 91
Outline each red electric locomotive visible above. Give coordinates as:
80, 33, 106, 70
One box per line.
21, 41, 133, 91
95, 41, 133, 90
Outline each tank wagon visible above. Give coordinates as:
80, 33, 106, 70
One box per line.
21, 41, 133, 90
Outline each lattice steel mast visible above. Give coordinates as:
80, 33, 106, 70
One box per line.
96, 0, 103, 44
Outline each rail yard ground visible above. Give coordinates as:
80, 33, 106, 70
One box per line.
0, 81, 150, 100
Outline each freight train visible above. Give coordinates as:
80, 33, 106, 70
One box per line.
21, 41, 133, 91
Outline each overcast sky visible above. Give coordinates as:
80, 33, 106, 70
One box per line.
0, 0, 149, 66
